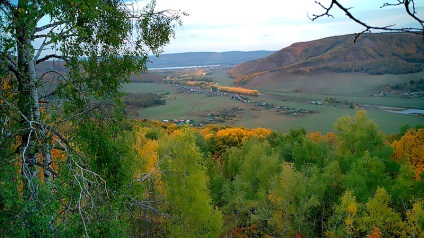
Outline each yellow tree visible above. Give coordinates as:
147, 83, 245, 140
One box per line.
131, 126, 164, 237
392, 128, 424, 178
327, 190, 360, 237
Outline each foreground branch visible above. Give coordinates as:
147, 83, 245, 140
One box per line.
310, 0, 424, 41
36, 54, 68, 65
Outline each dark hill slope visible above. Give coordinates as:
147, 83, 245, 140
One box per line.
228, 33, 424, 85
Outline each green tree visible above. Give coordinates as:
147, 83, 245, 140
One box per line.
268, 163, 322, 237
359, 187, 402, 237
222, 138, 280, 236
292, 136, 333, 169
402, 199, 424, 238
319, 161, 344, 236
0, 0, 184, 236
266, 128, 306, 164
335, 110, 391, 158
391, 162, 417, 212
327, 190, 360, 237
158, 129, 223, 237
342, 152, 392, 203
76, 120, 135, 189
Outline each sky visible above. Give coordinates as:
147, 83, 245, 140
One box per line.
140, 0, 424, 54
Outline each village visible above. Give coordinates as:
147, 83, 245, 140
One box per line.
160, 82, 320, 126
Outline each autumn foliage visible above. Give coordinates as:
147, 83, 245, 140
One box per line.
366, 227, 382, 238
128, 110, 423, 237
2, 107, 424, 237
218, 85, 259, 95
392, 128, 424, 178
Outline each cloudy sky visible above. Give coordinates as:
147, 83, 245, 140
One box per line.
144, 0, 424, 53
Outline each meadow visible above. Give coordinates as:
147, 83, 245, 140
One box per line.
122, 69, 424, 134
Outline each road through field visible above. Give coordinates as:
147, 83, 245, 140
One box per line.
184, 98, 198, 115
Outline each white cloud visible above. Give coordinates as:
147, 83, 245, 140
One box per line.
146, 0, 424, 53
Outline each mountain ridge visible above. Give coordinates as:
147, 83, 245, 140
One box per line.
34, 51, 276, 76
228, 33, 424, 85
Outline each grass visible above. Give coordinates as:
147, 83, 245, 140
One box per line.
262, 91, 424, 109
208, 69, 236, 86
251, 71, 424, 96
121, 83, 169, 94
366, 110, 424, 134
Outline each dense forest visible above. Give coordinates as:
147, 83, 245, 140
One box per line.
128, 110, 424, 237
3, 107, 423, 237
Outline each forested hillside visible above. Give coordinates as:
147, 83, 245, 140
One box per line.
229, 33, 424, 85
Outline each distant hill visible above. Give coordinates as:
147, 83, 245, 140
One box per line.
146, 51, 275, 68
35, 51, 274, 82
35, 51, 274, 73
228, 33, 424, 85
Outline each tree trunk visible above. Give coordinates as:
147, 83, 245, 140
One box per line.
15, 7, 56, 234
15, 3, 45, 198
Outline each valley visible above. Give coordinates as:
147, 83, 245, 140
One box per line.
123, 68, 424, 134
120, 33, 424, 134
33, 33, 424, 134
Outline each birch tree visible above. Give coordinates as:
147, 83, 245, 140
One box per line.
0, 0, 184, 236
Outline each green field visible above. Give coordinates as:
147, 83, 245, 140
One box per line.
208, 69, 235, 86
122, 70, 424, 134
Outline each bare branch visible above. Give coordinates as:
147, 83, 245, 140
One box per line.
381, 1, 403, 8
38, 89, 57, 101
34, 21, 76, 62
34, 29, 74, 62
312, 0, 424, 41
7, 64, 19, 79
47, 125, 89, 166
34, 31, 76, 40
0, 0, 15, 11
1, 52, 18, 77
135, 157, 163, 183
0, 95, 32, 125
33, 34, 49, 39
404, 0, 424, 28
34, 36, 51, 61
35, 21, 67, 33
36, 54, 68, 65
308, 1, 335, 20
39, 69, 64, 79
